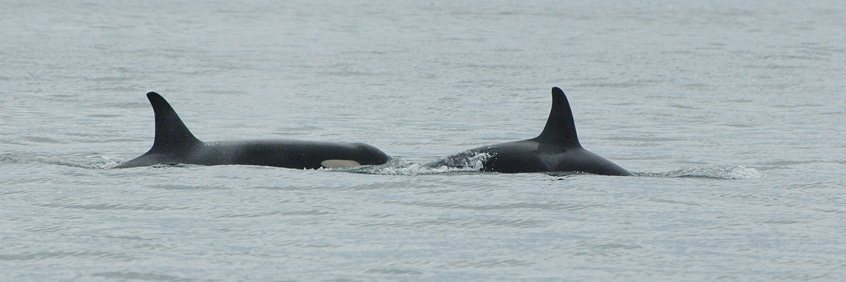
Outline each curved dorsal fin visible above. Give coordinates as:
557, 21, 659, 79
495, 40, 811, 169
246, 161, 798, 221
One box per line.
146, 92, 201, 153
534, 87, 581, 147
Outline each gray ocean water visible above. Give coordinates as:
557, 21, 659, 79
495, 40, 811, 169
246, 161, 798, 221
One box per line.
2, 0, 845, 280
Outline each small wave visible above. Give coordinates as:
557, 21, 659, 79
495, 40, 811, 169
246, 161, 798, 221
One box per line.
1, 153, 120, 169
91, 272, 194, 282
45, 155, 122, 169
35, 202, 188, 211
341, 158, 485, 175
640, 166, 764, 180
364, 268, 424, 275
343, 151, 494, 175
430, 150, 492, 171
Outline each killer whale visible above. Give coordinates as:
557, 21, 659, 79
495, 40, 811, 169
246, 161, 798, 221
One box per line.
435, 87, 633, 176
115, 92, 390, 169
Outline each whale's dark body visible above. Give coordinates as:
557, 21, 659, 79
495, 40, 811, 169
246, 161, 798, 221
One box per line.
116, 92, 389, 169
437, 87, 632, 176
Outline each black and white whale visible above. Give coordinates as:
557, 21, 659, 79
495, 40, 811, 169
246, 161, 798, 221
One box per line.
116, 92, 390, 169
435, 87, 632, 176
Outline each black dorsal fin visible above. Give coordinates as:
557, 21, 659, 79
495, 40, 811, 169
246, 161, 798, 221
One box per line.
534, 87, 581, 147
146, 92, 201, 153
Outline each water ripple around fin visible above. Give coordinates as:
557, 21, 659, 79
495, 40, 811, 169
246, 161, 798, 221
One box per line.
42, 152, 765, 181
41, 155, 121, 170
639, 166, 764, 180
346, 158, 766, 179
340, 157, 487, 176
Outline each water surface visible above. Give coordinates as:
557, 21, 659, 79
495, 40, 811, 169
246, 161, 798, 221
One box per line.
2, 0, 845, 280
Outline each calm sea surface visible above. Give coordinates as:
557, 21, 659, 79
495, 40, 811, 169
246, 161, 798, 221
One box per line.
2, 0, 845, 280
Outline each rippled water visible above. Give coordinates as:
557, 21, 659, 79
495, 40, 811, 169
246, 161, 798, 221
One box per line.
2, 0, 845, 280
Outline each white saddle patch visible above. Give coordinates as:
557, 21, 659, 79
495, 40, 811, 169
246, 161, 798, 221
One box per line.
320, 159, 362, 168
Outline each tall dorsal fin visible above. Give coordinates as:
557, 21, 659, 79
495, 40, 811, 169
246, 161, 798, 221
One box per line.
146, 92, 201, 153
534, 87, 581, 147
